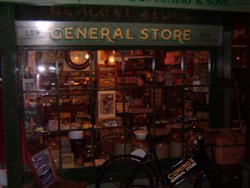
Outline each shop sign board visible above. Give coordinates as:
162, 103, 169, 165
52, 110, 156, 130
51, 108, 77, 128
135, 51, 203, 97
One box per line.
4, 0, 250, 13
16, 21, 222, 47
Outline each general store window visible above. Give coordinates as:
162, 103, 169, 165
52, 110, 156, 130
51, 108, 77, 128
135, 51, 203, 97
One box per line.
20, 49, 211, 169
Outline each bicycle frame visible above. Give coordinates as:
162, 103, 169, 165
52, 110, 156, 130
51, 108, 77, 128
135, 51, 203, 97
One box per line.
96, 126, 219, 188
114, 143, 214, 188
144, 128, 216, 187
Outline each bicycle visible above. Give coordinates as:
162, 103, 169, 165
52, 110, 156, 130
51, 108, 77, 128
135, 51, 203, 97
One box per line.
95, 125, 228, 188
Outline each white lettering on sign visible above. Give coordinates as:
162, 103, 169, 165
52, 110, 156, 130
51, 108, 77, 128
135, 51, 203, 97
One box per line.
31, 149, 55, 188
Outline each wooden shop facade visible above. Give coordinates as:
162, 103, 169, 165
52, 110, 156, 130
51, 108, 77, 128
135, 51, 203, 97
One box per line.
0, 1, 249, 187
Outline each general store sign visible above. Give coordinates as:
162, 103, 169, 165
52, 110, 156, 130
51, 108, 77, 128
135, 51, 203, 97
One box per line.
16, 21, 222, 47
4, 0, 250, 13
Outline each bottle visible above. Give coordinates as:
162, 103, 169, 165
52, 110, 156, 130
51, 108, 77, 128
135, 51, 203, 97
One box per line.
169, 129, 182, 158
48, 136, 59, 169
132, 128, 149, 154
84, 145, 93, 167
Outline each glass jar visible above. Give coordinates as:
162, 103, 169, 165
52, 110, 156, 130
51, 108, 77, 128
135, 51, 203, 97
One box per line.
169, 128, 182, 158
132, 138, 149, 154
115, 136, 132, 156
156, 141, 169, 159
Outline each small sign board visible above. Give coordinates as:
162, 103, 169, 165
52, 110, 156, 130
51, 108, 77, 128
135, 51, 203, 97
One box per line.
31, 149, 55, 188
165, 156, 198, 186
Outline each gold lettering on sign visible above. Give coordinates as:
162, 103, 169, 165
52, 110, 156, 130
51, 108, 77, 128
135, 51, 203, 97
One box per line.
173, 29, 182, 42
49, 26, 192, 44
113, 28, 124, 39
161, 29, 172, 40
100, 28, 114, 43
140, 28, 149, 40
152, 28, 160, 40
76, 27, 87, 39
89, 27, 98, 39
167, 157, 197, 184
65, 27, 74, 39
183, 29, 191, 41
50, 27, 62, 39
126, 28, 134, 40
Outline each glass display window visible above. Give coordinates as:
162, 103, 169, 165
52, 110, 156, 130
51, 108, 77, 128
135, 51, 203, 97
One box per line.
20, 49, 211, 169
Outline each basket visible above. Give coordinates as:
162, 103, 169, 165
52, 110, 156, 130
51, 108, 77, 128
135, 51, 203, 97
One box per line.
203, 128, 245, 165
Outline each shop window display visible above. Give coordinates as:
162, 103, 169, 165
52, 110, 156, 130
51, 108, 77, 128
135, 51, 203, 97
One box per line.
21, 49, 210, 170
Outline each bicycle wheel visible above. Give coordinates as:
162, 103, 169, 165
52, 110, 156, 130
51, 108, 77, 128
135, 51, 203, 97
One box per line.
96, 155, 158, 188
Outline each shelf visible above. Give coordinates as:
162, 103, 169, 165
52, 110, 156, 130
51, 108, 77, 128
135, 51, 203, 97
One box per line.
115, 55, 153, 62
22, 49, 211, 171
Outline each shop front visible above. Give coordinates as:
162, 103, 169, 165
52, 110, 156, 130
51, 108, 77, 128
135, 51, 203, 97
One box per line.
16, 18, 222, 183
0, 1, 250, 187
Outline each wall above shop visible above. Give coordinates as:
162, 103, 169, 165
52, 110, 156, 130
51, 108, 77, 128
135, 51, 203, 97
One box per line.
16, 5, 224, 24
3, 0, 250, 13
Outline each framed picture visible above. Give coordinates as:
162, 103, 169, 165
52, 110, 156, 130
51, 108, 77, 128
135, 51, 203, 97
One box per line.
23, 78, 36, 91
35, 51, 56, 64
97, 65, 116, 89
61, 153, 75, 169
60, 113, 71, 130
98, 90, 116, 118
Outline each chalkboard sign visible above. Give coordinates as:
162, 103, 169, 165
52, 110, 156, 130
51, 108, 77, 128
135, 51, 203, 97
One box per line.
31, 149, 55, 188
